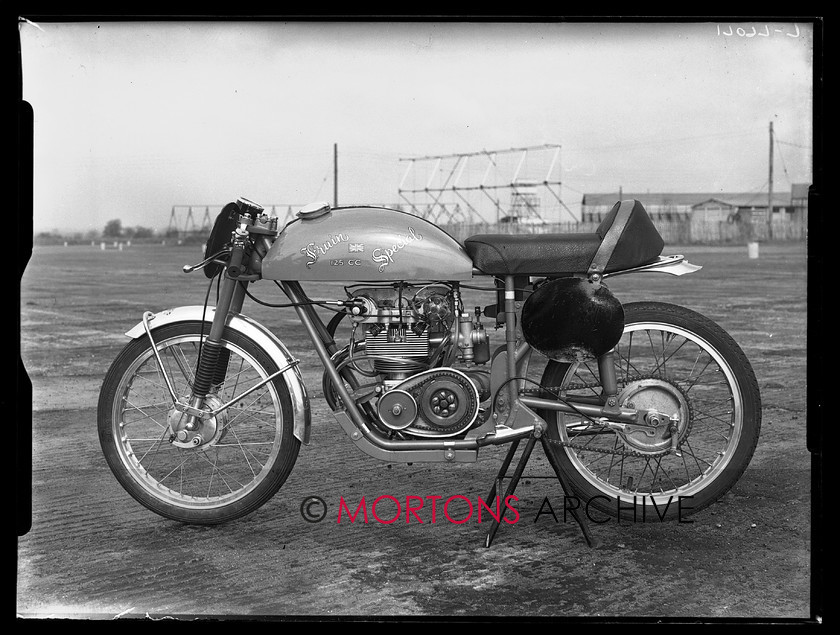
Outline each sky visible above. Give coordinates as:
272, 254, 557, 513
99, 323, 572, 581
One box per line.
19, 19, 815, 234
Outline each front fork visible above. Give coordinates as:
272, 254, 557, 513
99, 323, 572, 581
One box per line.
168, 273, 247, 438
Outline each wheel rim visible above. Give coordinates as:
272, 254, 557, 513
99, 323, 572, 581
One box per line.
110, 334, 284, 510
554, 320, 744, 505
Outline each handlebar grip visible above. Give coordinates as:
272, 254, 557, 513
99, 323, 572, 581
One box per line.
227, 241, 247, 278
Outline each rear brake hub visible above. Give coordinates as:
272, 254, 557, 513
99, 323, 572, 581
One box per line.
617, 378, 690, 454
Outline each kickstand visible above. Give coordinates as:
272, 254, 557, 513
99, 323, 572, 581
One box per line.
483, 430, 597, 548
540, 435, 597, 548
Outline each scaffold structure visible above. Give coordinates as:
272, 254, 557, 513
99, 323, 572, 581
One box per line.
397, 144, 578, 225
167, 204, 306, 238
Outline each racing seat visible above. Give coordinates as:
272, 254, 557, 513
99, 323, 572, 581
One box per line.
463, 199, 664, 277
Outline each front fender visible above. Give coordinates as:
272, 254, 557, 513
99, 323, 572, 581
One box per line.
125, 306, 311, 445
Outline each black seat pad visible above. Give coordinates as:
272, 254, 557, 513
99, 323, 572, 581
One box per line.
463, 199, 664, 276
463, 233, 602, 276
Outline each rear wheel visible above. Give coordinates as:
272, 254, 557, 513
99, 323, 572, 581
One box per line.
539, 302, 761, 521
98, 321, 300, 524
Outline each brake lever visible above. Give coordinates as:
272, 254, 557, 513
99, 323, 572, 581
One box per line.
183, 249, 231, 273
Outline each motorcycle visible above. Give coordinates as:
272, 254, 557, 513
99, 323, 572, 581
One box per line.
97, 197, 761, 546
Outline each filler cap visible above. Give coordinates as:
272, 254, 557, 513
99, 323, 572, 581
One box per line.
297, 201, 332, 220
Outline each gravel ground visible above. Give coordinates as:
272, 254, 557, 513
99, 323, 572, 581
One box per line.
16, 241, 817, 622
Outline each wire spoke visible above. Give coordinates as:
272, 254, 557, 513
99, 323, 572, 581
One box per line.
551, 315, 745, 502
115, 330, 283, 506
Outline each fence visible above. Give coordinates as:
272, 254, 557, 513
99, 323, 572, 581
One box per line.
438, 217, 806, 244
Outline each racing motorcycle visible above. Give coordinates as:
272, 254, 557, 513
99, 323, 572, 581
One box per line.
97, 197, 761, 545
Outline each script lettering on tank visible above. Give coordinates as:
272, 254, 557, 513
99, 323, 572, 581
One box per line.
300, 233, 350, 268
371, 227, 423, 273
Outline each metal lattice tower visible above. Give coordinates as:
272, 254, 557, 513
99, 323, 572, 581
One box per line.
397, 144, 577, 225
167, 206, 199, 237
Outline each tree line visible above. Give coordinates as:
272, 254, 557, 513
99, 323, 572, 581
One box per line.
35, 218, 182, 245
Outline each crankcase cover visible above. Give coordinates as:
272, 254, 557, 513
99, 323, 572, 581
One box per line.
385, 368, 480, 438
261, 206, 474, 281
522, 277, 625, 362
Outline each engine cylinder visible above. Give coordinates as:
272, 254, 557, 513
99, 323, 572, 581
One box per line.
365, 325, 429, 375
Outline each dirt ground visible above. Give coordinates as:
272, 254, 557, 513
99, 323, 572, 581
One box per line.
16, 240, 817, 622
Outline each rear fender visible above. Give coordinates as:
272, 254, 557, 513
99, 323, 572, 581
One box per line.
125, 306, 311, 445
603, 254, 702, 278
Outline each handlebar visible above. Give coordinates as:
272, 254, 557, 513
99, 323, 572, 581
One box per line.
182, 249, 230, 274
227, 236, 247, 278
183, 197, 275, 278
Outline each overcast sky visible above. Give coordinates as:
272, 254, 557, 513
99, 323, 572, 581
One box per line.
19, 19, 814, 233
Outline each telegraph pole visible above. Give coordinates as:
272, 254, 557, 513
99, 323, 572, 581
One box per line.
333, 143, 338, 207
767, 121, 774, 240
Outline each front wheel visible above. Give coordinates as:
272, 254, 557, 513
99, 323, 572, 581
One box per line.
539, 302, 761, 521
97, 321, 300, 524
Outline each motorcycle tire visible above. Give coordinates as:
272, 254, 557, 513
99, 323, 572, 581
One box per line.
98, 321, 300, 524
538, 301, 761, 522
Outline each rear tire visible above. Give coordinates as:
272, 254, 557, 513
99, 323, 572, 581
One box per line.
98, 321, 300, 524
539, 302, 761, 521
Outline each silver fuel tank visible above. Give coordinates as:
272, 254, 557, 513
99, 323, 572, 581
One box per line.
261, 205, 475, 281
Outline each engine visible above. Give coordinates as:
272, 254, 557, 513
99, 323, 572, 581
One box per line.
340, 284, 490, 438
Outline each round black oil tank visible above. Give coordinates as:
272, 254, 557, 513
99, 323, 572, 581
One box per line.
521, 277, 624, 362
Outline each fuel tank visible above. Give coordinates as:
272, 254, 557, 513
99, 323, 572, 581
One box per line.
261, 205, 475, 281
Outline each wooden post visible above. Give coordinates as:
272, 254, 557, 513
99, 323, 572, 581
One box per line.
767, 121, 774, 240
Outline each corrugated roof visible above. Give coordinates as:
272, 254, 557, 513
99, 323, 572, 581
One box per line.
690, 198, 738, 208
582, 192, 793, 207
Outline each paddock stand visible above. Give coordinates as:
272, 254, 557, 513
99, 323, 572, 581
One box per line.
483, 427, 597, 548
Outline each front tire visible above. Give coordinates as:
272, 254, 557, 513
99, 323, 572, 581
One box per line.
98, 321, 300, 524
539, 302, 761, 521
